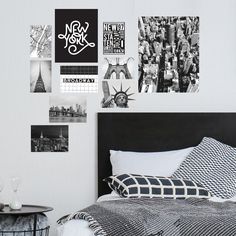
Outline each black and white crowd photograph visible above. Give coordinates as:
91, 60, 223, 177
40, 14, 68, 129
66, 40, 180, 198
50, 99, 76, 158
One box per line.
31, 125, 69, 152
49, 95, 87, 123
30, 25, 52, 58
138, 16, 200, 93
30, 60, 52, 93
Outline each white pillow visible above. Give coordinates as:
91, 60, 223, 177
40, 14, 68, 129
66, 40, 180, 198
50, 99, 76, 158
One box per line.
110, 147, 194, 176
209, 195, 236, 203
97, 191, 121, 202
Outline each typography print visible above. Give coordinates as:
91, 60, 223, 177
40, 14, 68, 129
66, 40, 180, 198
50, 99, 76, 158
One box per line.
31, 125, 68, 152
103, 22, 125, 54
49, 95, 87, 123
138, 17, 199, 93
55, 9, 98, 63
60, 66, 98, 93
30, 25, 52, 58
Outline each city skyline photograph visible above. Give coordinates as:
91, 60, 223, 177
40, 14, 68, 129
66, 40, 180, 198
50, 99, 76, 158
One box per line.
49, 95, 87, 123
31, 125, 68, 152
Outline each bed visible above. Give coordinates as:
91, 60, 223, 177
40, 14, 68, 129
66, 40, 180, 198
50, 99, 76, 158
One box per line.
57, 112, 236, 236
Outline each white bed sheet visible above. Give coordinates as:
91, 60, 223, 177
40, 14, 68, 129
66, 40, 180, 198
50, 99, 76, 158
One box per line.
57, 219, 94, 236
57, 192, 121, 236
57, 193, 236, 236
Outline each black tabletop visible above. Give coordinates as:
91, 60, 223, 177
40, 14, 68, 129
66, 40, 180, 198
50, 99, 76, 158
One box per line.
0, 205, 53, 215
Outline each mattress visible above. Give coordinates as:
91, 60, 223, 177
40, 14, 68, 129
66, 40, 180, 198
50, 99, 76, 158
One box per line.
57, 193, 236, 236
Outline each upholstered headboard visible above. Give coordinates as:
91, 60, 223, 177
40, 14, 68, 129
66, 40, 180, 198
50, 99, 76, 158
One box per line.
98, 112, 236, 197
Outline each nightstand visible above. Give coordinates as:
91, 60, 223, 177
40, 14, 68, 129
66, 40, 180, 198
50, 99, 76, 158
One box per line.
0, 205, 53, 236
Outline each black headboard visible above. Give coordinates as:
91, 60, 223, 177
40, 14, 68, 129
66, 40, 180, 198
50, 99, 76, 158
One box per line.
98, 112, 236, 197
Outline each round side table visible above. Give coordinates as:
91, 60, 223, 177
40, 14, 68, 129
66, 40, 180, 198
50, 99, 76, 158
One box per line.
0, 205, 53, 236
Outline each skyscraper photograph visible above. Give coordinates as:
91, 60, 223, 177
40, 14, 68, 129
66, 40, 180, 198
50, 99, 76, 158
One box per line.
30, 60, 52, 93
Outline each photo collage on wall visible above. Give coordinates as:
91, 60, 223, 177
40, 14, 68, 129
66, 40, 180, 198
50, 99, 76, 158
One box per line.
30, 9, 98, 152
102, 22, 136, 108
30, 25, 52, 93
29, 10, 200, 152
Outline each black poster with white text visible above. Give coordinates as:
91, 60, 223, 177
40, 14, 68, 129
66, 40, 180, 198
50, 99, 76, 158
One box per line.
55, 9, 98, 63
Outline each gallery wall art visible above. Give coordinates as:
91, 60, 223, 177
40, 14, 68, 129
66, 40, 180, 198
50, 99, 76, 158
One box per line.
138, 16, 199, 93
55, 9, 98, 63
102, 57, 134, 80
29, 10, 201, 152
31, 125, 69, 152
101, 80, 135, 108
60, 66, 98, 93
49, 95, 87, 123
30, 25, 52, 58
30, 60, 52, 93
103, 22, 125, 54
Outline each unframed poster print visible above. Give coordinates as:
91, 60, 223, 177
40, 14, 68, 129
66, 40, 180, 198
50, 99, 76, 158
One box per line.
103, 22, 125, 54
30, 60, 52, 93
55, 9, 98, 63
49, 95, 87, 123
30, 25, 52, 58
101, 80, 135, 108
102, 57, 134, 80
31, 125, 68, 152
60, 65, 98, 93
138, 16, 199, 93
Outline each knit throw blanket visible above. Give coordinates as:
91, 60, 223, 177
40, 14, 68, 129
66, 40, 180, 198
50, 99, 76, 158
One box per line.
58, 198, 236, 236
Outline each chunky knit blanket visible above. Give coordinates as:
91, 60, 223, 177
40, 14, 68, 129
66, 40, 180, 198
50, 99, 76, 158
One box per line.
58, 198, 236, 236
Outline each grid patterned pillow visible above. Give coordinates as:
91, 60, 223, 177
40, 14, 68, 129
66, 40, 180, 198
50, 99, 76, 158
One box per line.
104, 174, 211, 199
173, 137, 236, 199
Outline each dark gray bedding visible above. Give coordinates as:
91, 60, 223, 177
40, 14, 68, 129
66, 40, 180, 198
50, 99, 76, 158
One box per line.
58, 198, 236, 236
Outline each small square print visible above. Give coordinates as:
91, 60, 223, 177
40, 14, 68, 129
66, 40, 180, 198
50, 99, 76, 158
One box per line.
55, 9, 98, 63
30, 60, 51, 93
103, 22, 125, 54
102, 57, 134, 80
101, 80, 135, 108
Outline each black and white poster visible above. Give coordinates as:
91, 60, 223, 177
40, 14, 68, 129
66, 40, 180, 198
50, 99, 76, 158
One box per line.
55, 9, 98, 63
60, 66, 98, 93
30, 25, 52, 58
138, 16, 199, 93
30, 60, 51, 93
102, 57, 134, 79
49, 95, 87, 123
101, 80, 135, 108
103, 22, 125, 54
31, 125, 68, 152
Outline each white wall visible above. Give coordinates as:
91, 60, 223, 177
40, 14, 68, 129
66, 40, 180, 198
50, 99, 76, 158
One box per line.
0, 0, 236, 235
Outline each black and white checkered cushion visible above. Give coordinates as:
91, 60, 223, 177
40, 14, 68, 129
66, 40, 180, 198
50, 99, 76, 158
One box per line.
173, 137, 236, 199
104, 174, 211, 199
